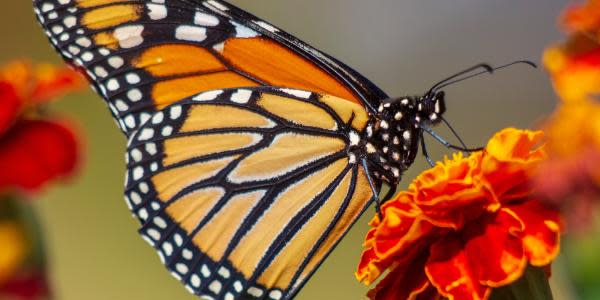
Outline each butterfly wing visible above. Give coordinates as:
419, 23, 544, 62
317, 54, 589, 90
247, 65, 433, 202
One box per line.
125, 87, 373, 299
33, 0, 387, 136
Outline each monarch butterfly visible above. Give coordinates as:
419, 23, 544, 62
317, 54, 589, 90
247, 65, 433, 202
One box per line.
32, 1, 532, 299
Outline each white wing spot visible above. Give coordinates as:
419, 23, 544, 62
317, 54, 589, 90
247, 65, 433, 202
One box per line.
194, 11, 219, 26
175, 25, 207, 42
114, 25, 145, 48
147, 3, 167, 20
193, 90, 223, 101
279, 88, 311, 99
231, 89, 252, 103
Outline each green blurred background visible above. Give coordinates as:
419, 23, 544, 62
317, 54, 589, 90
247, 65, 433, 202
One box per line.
0, 1, 578, 299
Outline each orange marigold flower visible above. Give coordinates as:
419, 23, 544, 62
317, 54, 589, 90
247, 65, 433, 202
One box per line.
0, 60, 84, 192
356, 128, 561, 300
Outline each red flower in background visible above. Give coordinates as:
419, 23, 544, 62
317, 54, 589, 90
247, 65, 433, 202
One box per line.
356, 129, 562, 300
0, 60, 84, 192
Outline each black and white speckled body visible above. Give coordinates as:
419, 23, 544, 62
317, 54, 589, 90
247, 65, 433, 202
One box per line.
353, 91, 447, 186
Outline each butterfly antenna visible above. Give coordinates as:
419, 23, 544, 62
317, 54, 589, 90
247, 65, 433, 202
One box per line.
431, 60, 537, 92
428, 63, 494, 94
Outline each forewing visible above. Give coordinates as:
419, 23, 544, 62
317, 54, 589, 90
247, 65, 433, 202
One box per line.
32, 0, 387, 136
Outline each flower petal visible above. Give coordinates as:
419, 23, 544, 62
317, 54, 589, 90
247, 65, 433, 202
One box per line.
367, 254, 432, 300
0, 82, 22, 136
0, 120, 79, 192
30, 63, 84, 103
412, 153, 493, 229
505, 200, 562, 266
425, 234, 491, 300
426, 209, 527, 300
482, 128, 545, 202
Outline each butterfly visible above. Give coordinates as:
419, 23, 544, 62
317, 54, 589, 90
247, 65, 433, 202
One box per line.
32, 1, 517, 299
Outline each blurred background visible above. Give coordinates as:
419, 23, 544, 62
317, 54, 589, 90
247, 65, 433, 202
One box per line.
0, 1, 574, 299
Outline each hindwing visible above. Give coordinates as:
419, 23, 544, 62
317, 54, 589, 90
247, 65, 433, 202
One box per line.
124, 87, 373, 299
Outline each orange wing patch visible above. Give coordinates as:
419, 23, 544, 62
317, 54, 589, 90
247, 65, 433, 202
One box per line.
257, 169, 353, 289
228, 133, 346, 183
257, 93, 337, 130
153, 155, 239, 199
134, 45, 226, 77
193, 190, 266, 261
152, 73, 260, 109
221, 38, 361, 105
81, 4, 142, 30
166, 187, 226, 234
76, 0, 119, 8
294, 168, 373, 289
93, 32, 119, 50
180, 104, 276, 132
319, 94, 370, 131
228, 159, 348, 278
163, 133, 262, 166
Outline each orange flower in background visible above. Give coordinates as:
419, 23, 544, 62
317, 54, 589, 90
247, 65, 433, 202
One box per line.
0, 60, 84, 192
535, 100, 600, 227
538, 0, 600, 229
562, 0, 600, 34
544, 0, 600, 103
356, 129, 561, 300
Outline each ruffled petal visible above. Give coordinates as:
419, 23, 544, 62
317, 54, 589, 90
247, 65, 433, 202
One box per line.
505, 200, 562, 266
412, 153, 493, 229
482, 128, 545, 202
425, 234, 491, 300
0, 120, 79, 192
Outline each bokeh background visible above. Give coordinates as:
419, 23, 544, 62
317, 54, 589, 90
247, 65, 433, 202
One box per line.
0, 1, 575, 299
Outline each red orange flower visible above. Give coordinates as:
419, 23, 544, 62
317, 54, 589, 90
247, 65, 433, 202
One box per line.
0, 60, 84, 192
356, 128, 561, 300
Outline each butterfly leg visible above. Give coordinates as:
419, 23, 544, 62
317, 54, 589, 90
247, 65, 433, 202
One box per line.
420, 124, 483, 152
361, 158, 384, 220
420, 132, 436, 167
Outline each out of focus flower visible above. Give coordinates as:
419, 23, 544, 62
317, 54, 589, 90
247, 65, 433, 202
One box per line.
538, 0, 600, 229
562, 0, 600, 34
0, 199, 51, 300
0, 271, 50, 300
0, 60, 84, 192
543, 0, 600, 103
535, 100, 600, 228
356, 129, 561, 300
0, 221, 28, 285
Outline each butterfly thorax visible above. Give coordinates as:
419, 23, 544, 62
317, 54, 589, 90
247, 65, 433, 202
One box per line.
356, 92, 446, 185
